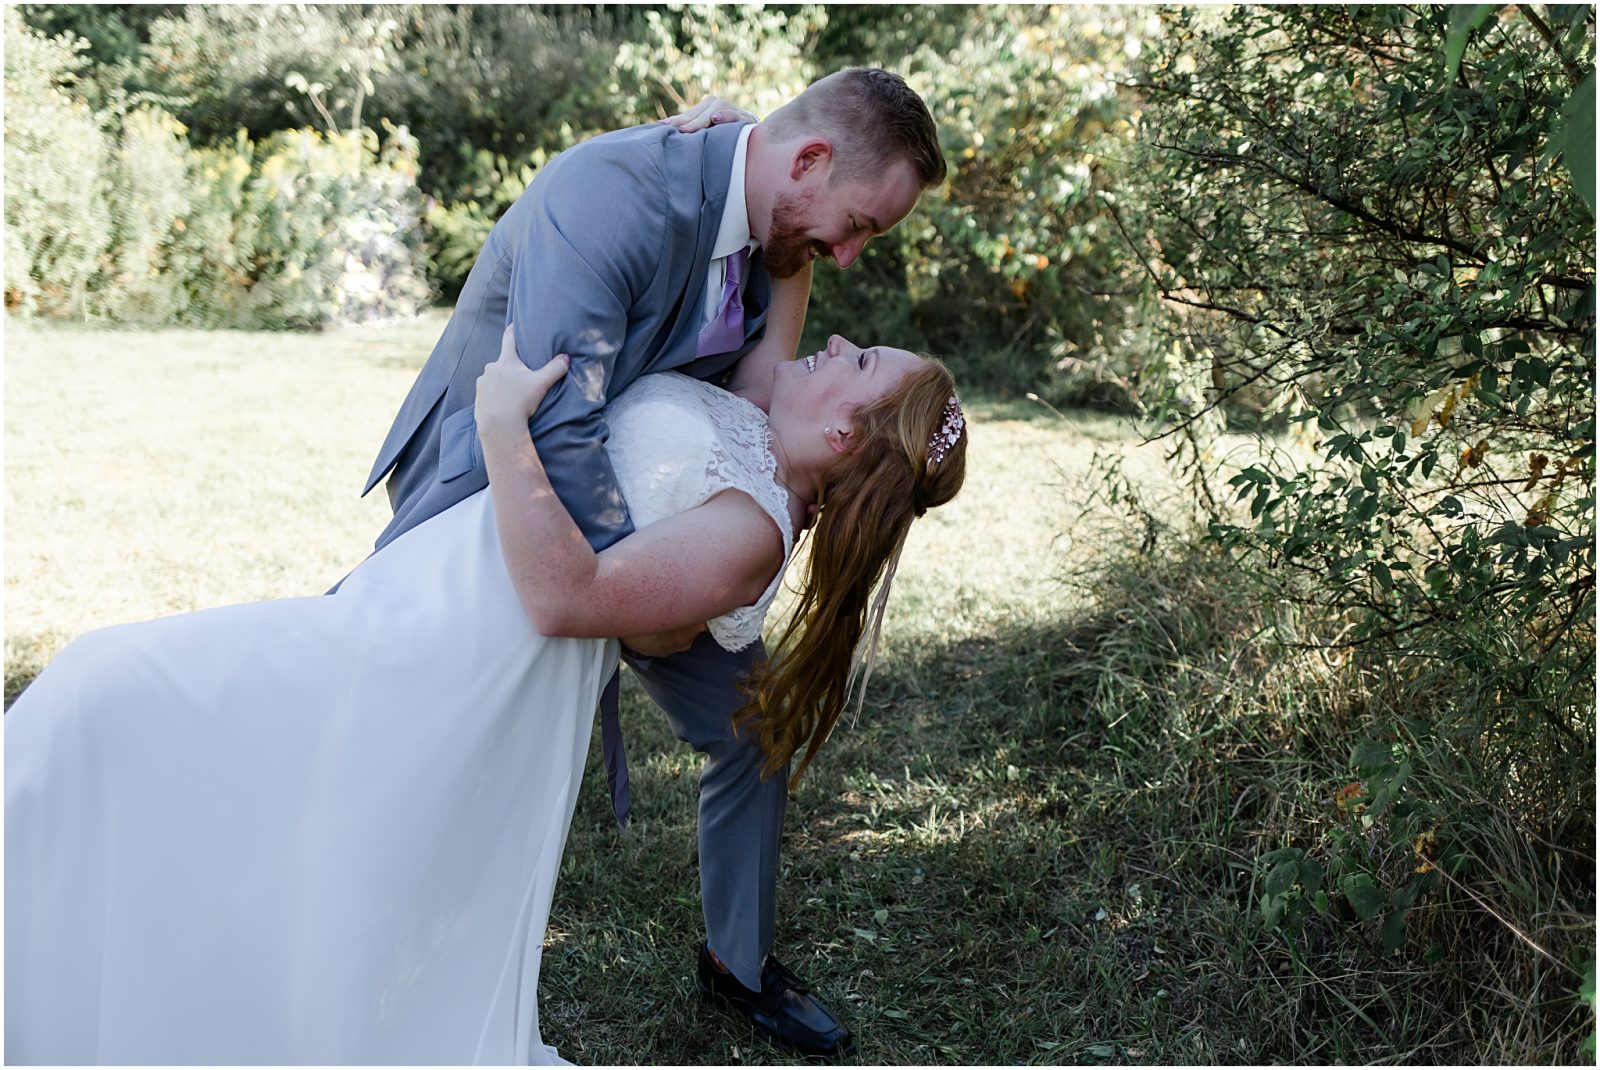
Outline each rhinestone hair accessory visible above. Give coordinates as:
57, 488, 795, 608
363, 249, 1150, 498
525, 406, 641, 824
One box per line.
927, 394, 965, 469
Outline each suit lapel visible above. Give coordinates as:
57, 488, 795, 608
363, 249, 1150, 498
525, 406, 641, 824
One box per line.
658, 123, 748, 365
742, 247, 771, 336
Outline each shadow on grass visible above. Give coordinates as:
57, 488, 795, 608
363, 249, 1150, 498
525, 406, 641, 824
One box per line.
543, 542, 1594, 1065
540, 586, 1371, 1066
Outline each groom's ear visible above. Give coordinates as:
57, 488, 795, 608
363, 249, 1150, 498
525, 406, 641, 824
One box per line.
790, 139, 835, 182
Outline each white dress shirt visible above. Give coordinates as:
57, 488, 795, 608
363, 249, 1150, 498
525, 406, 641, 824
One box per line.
703, 123, 759, 325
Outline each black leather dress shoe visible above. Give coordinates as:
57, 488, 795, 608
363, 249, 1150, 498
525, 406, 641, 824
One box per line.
696, 943, 857, 1059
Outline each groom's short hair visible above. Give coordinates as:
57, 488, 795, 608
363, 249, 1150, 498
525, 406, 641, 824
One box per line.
764, 68, 946, 190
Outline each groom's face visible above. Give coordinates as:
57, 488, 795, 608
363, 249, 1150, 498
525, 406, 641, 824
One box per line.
762, 154, 922, 278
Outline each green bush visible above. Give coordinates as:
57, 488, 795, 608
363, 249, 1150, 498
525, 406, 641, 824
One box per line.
891, 6, 1154, 404
98, 106, 195, 323
4, 9, 112, 317
607, 4, 821, 123
137, 5, 400, 144
419, 147, 546, 299
235, 125, 430, 329
1104, 4, 1594, 1048
178, 131, 259, 326
372, 4, 639, 202
13, 3, 178, 110
1120, 4, 1594, 713
8, 8, 432, 329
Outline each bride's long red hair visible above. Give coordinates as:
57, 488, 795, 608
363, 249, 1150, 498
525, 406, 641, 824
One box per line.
732, 357, 967, 787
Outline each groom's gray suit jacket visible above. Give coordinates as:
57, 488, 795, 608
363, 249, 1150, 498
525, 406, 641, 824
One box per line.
365, 120, 770, 549
362, 120, 787, 992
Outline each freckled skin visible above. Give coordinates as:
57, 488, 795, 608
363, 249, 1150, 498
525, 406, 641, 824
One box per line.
477, 332, 913, 642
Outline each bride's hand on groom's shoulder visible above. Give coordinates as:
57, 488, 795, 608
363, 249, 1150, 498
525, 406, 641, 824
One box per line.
657, 96, 756, 133
475, 324, 569, 434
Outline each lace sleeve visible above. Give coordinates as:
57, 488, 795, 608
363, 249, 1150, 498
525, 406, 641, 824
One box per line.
694, 389, 794, 652
603, 374, 795, 652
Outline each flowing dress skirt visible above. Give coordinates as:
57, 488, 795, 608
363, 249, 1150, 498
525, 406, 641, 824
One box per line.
6, 489, 617, 1064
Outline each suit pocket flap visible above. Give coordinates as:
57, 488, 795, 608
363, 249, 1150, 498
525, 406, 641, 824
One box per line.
437, 405, 482, 484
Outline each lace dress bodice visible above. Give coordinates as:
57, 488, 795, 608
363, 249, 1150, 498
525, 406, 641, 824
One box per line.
603, 373, 795, 651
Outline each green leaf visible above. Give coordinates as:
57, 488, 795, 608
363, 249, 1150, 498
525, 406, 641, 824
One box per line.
1444, 5, 1500, 84
1344, 873, 1385, 920
1391, 760, 1412, 794
1351, 739, 1392, 773
1552, 72, 1595, 214
1264, 859, 1299, 896
1552, 5, 1591, 37
1301, 859, 1325, 895
1381, 908, 1410, 953
1261, 847, 1306, 865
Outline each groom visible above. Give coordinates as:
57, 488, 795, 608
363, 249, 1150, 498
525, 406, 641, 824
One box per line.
363, 68, 945, 1058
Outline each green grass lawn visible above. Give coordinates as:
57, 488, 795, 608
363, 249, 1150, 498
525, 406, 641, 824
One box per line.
5, 317, 1589, 1064
2, 313, 1183, 1062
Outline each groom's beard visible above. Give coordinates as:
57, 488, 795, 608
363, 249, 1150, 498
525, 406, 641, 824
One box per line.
763, 190, 827, 279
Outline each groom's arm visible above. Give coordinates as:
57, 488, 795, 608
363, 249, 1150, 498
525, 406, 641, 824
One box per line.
495, 138, 675, 554
721, 263, 813, 411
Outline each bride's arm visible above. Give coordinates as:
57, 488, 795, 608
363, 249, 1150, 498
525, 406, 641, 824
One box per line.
476, 330, 784, 641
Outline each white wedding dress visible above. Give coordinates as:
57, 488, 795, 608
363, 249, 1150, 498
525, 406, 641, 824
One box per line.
5, 373, 795, 1066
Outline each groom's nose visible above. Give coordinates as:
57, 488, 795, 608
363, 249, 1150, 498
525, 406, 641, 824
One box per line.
831, 238, 864, 270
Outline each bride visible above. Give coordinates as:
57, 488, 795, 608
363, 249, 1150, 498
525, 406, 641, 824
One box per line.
5, 325, 967, 1064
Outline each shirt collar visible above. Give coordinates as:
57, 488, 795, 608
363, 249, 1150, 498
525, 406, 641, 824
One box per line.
711, 124, 757, 261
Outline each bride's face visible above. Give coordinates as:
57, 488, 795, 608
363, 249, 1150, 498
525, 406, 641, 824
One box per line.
772, 334, 923, 436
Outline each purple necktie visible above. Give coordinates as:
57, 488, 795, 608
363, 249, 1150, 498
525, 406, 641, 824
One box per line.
696, 246, 751, 357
